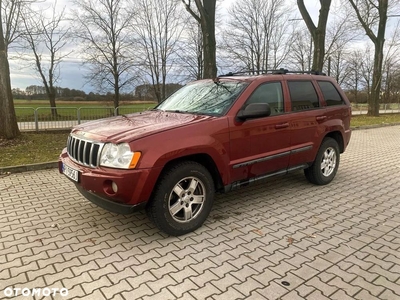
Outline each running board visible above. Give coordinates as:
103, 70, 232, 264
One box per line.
225, 164, 309, 192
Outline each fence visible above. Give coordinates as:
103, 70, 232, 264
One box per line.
16, 103, 400, 132
351, 103, 400, 115
16, 106, 151, 132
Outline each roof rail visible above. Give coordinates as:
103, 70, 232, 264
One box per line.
285, 70, 326, 76
219, 69, 287, 76
219, 68, 326, 77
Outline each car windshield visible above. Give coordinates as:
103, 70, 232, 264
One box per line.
156, 80, 248, 116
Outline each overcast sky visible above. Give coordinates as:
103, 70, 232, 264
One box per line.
6, 0, 329, 93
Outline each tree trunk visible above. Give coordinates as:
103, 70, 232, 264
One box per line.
49, 93, 57, 118
369, 39, 384, 116
297, 0, 331, 72
182, 0, 217, 79
43, 83, 58, 118
200, 1, 216, 78
313, 30, 325, 71
114, 80, 120, 109
348, 0, 388, 117
0, 12, 20, 139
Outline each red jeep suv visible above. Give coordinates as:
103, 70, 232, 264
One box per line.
59, 70, 351, 236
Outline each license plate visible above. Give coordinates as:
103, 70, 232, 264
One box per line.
63, 164, 79, 182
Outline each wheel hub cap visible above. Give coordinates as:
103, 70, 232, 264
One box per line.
169, 177, 205, 223
321, 147, 336, 177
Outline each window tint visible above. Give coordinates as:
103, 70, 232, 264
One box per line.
245, 82, 284, 115
288, 81, 319, 111
318, 81, 344, 106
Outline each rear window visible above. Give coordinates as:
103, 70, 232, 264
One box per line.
288, 81, 320, 111
318, 81, 345, 106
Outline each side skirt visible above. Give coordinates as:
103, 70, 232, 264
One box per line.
224, 164, 309, 192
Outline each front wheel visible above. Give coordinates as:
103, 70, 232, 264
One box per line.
146, 161, 215, 236
304, 137, 340, 185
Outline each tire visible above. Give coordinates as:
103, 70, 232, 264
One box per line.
304, 137, 340, 185
146, 161, 215, 236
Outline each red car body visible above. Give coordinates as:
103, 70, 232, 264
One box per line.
59, 73, 351, 214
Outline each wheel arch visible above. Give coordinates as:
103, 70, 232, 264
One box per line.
324, 131, 344, 153
155, 154, 224, 193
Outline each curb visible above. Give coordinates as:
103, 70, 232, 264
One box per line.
351, 122, 400, 130
0, 161, 58, 175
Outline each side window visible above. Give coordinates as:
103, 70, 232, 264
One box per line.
288, 81, 320, 111
318, 81, 345, 106
245, 82, 284, 115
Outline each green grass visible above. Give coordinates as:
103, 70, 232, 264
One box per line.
0, 131, 70, 167
1, 114, 400, 168
351, 113, 400, 127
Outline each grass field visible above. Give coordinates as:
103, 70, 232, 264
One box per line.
351, 113, 400, 127
0, 131, 70, 167
13, 100, 157, 122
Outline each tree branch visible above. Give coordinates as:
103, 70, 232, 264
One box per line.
297, 0, 317, 38
181, 0, 201, 23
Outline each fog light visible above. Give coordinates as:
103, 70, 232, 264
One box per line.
111, 181, 118, 193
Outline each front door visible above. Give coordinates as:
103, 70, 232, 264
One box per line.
229, 82, 291, 182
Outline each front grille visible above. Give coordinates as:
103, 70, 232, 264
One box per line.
67, 135, 104, 167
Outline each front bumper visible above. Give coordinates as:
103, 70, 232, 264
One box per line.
59, 149, 161, 212
76, 185, 146, 214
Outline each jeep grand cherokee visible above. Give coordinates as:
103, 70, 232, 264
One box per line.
59, 69, 351, 236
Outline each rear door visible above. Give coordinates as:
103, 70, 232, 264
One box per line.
317, 80, 351, 136
285, 80, 327, 168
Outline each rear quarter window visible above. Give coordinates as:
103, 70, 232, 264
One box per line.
288, 81, 320, 111
318, 81, 345, 106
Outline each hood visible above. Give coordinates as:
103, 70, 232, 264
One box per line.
71, 110, 214, 143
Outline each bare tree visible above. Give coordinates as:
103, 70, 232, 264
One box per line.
73, 0, 137, 108
21, 3, 70, 117
2, 0, 25, 53
297, 0, 332, 72
343, 50, 364, 104
221, 0, 291, 73
324, 10, 356, 83
133, 0, 184, 103
0, 5, 18, 139
287, 27, 313, 71
382, 20, 400, 105
348, 0, 389, 116
360, 47, 375, 102
182, 0, 217, 78
0, 0, 30, 138
179, 20, 203, 80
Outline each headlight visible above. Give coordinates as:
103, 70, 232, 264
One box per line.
99, 142, 141, 169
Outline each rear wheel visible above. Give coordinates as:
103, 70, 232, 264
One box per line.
304, 137, 340, 185
146, 161, 214, 236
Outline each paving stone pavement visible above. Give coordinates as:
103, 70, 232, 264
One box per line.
1, 125, 400, 300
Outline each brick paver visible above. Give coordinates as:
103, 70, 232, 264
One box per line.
1, 125, 400, 299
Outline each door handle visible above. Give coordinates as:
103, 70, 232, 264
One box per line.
275, 123, 289, 129
316, 116, 327, 121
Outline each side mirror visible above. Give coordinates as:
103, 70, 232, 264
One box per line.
237, 103, 271, 121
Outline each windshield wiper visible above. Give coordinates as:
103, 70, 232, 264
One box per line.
164, 109, 188, 114
213, 78, 232, 94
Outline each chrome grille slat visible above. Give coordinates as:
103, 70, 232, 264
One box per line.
89, 143, 94, 166
66, 134, 103, 168
77, 139, 82, 162
83, 141, 88, 164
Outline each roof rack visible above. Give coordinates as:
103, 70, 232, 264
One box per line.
219, 68, 326, 77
